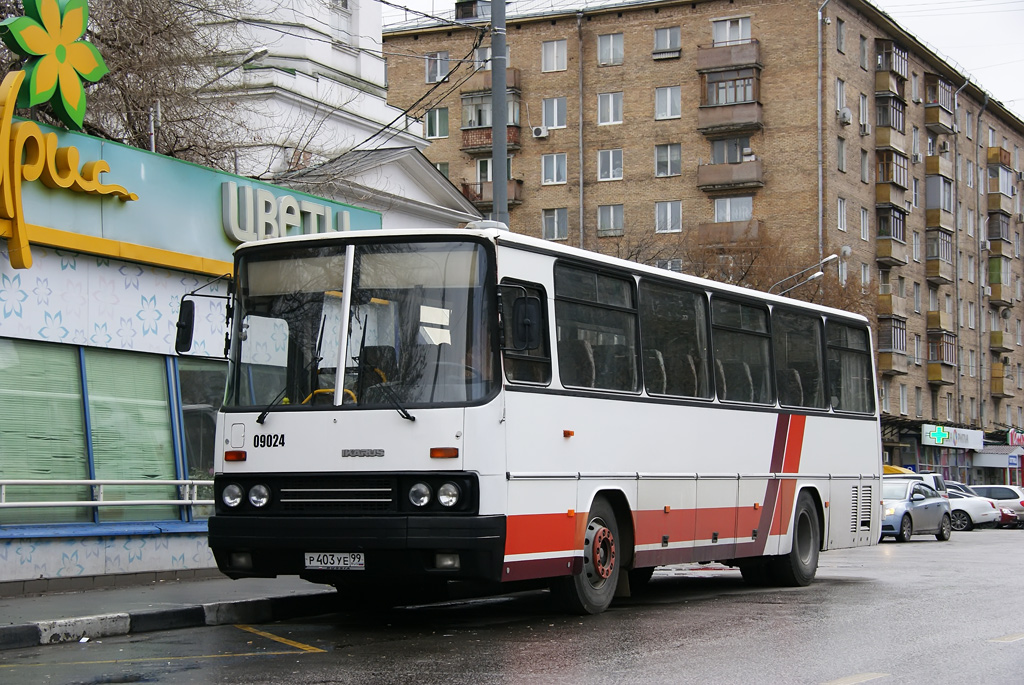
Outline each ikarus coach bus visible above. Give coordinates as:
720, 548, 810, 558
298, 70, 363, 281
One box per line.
175, 225, 882, 615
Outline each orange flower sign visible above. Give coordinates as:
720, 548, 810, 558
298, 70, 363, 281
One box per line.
0, 0, 108, 129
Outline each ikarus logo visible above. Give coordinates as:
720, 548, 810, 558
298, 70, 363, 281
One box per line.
341, 449, 384, 458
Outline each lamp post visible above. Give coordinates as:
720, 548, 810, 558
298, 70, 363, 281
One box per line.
768, 253, 838, 294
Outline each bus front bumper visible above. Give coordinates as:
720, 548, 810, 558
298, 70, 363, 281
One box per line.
208, 514, 506, 582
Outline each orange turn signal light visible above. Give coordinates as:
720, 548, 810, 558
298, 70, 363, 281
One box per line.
225, 450, 247, 462
430, 447, 459, 459
563, 430, 574, 438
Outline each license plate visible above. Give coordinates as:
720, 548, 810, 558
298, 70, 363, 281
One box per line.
304, 552, 365, 570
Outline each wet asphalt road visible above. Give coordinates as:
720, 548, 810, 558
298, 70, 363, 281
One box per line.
2, 529, 1022, 684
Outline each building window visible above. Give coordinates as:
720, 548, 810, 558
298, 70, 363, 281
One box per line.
473, 44, 508, 71
837, 197, 847, 231
967, 159, 974, 188
598, 149, 623, 181
712, 137, 750, 164
861, 149, 870, 182
704, 69, 757, 105
914, 333, 922, 364
859, 35, 868, 69
914, 282, 921, 312
543, 97, 566, 128
861, 262, 870, 292
654, 26, 681, 54
836, 78, 845, 112
461, 94, 491, 128
861, 207, 869, 241
712, 17, 750, 45
899, 383, 907, 415
837, 137, 846, 172
655, 86, 681, 120
877, 151, 909, 188
542, 153, 567, 185
542, 40, 567, 72
598, 33, 624, 65
877, 207, 905, 242
598, 204, 624, 237
836, 18, 845, 53
598, 91, 623, 124
876, 97, 906, 133
967, 254, 976, 283
915, 387, 923, 417
968, 301, 976, 329
913, 231, 921, 261
543, 208, 568, 240
425, 51, 449, 83
715, 196, 753, 223
656, 259, 683, 272
655, 201, 682, 233
966, 110, 973, 139
655, 143, 681, 177
434, 161, 449, 178
425, 108, 448, 139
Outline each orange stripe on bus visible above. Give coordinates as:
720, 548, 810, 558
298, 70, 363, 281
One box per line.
633, 509, 696, 546
505, 512, 578, 556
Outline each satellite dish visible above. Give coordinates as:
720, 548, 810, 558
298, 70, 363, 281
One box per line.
838, 107, 853, 125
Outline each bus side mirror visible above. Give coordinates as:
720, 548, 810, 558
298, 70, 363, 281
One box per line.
175, 299, 195, 354
511, 296, 542, 351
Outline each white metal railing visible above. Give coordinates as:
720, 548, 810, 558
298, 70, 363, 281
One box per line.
0, 479, 214, 509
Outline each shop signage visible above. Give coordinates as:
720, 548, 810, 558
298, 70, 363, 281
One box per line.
221, 181, 351, 243
921, 424, 984, 450
1008, 428, 1024, 447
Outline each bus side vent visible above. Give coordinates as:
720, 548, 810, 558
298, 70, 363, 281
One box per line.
850, 487, 859, 533
859, 485, 874, 530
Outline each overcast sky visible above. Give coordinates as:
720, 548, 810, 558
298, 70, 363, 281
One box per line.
381, 0, 1024, 120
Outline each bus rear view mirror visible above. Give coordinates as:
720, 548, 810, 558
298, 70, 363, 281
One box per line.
511, 296, 542, 351
175, 299, 196, 354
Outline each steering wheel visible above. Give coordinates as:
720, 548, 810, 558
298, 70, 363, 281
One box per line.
435, 361, 482, 381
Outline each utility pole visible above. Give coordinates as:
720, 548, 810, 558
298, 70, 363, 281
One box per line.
491, 0, 508, 226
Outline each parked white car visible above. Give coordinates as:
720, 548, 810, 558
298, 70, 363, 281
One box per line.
947, 490, 1001, 531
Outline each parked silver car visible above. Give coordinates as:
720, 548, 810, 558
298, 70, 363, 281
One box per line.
881, 480, 952, 542
947, 490, 1000, 531
970, 485, 1024, 527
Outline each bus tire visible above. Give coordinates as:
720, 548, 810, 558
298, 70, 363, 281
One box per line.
552, 496, 620, 615
770, 491, 820, 587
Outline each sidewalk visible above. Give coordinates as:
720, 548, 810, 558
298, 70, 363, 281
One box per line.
0, 574, 338, 651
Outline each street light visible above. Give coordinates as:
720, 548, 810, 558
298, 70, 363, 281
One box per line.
778, 270, 823, 296
768, 253, 838, 294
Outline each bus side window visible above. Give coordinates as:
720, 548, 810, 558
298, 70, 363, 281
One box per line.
711, 297, 773, 405
638, 280, 711, 399
772, 309, 827, 409
826, 321, 875, 413
501, 281, 551, 385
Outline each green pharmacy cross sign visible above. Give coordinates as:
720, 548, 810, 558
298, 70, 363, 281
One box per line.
0, 0, 108, 129
929, 425, 949, 445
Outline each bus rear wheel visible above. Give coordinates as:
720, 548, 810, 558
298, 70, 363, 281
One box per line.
552, 496, 620, 615
769, 491, 820, 587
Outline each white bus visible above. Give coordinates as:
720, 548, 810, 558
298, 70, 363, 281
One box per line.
177, 226, 881, 614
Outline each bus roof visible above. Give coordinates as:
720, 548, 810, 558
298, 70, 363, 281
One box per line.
234, 227, 869, 324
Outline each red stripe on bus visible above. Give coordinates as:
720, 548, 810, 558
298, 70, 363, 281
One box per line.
771, 414, 807, 536
505, 512, 579, 556
632, 508, 696, 546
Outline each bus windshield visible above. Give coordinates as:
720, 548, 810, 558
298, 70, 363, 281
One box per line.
226, 240, 496, 411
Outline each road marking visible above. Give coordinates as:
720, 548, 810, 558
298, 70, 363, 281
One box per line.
989, 632, 1024, 643
235, 624, 326, 652
822, 674, 889, 685
0, 650, 306, 670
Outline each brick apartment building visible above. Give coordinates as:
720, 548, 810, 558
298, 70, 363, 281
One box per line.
383, 0, 1024, 481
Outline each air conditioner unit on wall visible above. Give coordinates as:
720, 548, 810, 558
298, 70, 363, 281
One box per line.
985, 286, 993, 296
531, 126, 548, 139
912, 153, 923, 164
983, 239, 991, 251
860, 122, 871, 136
940, 141, 950, 153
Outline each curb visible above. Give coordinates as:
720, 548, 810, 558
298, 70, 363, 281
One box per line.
0, 590, 336, 651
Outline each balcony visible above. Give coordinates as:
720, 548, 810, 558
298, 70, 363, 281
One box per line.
459, 178, 524, 208
697, 102, 763, 134
875, 126, 906, 154
925, 153, 953, 179
695, 218, 763, 245
992, 331, 1014, 353
925, 257, 954, 284
991, 363, 1015, 398
460, 125, 521, 154
879, 351, 908, 375
696, 159, 764, 191
878, 293, 908, 318
987, 187, 1014, 215
924, 105, 954, 134
874, 71, 905, 99
925, 208, 954, 231
928, 361, 956, 385
876, 183, 906, 207
989, 283, 1012, 307
696, 39, 761, 72
460, 67, 521, 94
927, 310, 954, 332
988, 146, 1012, 168
876, 236, 910, 266
989, 238, 1014, 258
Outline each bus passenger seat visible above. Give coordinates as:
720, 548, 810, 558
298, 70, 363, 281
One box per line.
558, 339, 595, 388
780, 368, 804, 406
592, 344, 636, 390
644, 349, 667, 394
718, 360, 754, 402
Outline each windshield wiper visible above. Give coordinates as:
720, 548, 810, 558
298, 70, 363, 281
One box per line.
357, 357, 415, 422
257, 315, 326, 425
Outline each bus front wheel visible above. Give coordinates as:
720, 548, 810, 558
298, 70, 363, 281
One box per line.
552, 496, 620, 615
769, 491, 820, 587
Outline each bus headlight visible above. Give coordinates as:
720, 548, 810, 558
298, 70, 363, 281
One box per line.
248, 484, 271, 508
438, 482, 461, 507
222, 484, 244, 508
409, 482, 432, 507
